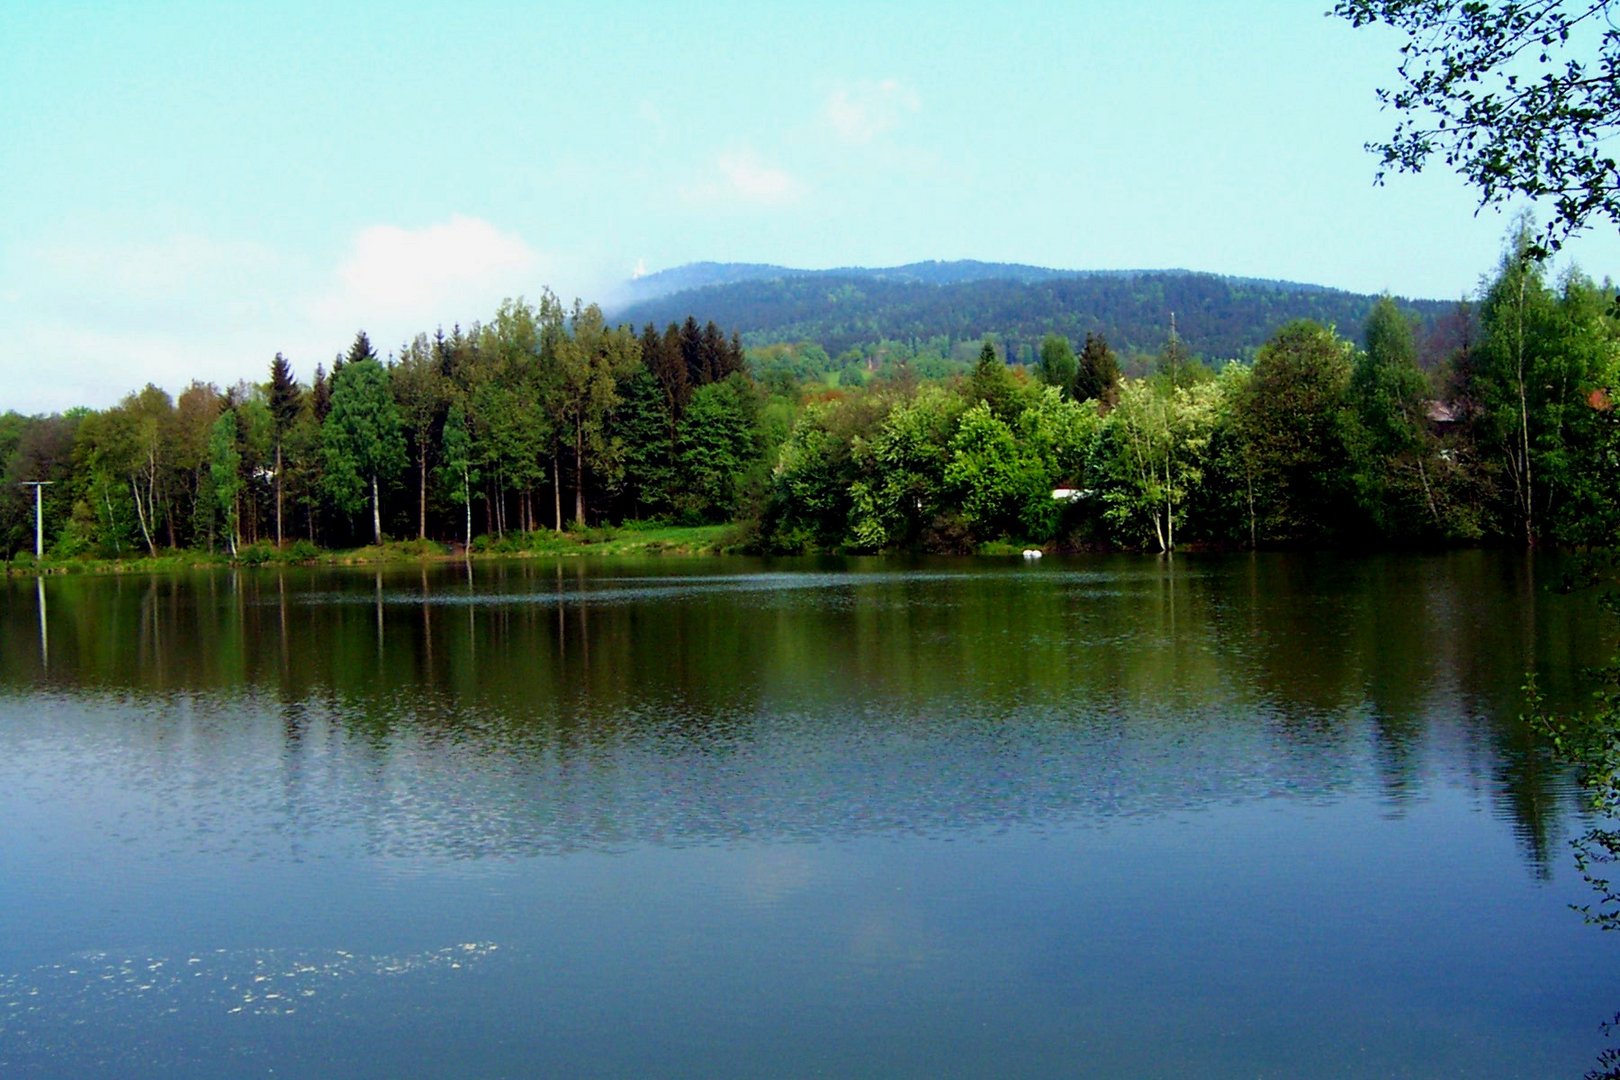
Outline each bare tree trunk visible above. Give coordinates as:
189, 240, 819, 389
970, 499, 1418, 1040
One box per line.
1245, 460, 1257, 550
130, 477, 155, 556
1164, 482, 1174, 553
418, 446, 428, 540
574, 420, 586, 527
371, 474, 382, 546
1162, 452, 1175, 553
1513, 271, 1535, 547
553, 455, 563, 533
275, 440, 285, 550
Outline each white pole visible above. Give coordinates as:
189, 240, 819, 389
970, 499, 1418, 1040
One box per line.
18, 481, 53, 559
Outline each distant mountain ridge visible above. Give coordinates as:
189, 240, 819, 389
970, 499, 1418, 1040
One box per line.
617, 259, 1082, 306
612, 260, 1451, 363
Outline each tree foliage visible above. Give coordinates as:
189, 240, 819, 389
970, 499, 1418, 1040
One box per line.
1231, 320, 1359, 543
1, 239, 1613, 560
1037, 333, 1079, 394
1074, 331, 1122, 406
208, 410, 241, 556
1335, 0, 1620, 254
618, 269, 1449, 366
323, 350, 406, 545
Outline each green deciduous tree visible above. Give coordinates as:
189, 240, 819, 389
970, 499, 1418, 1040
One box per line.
73, 407, 139, 556
173, 382, 223, 549
676, 373, 763, 523
235, 396, 274, 545
846, 384, 966, 549
1096, 377, 1218, 551
944, 395, 1076, 543
323, 348, 406, 545
1037, 333, 1079, 395
554, 302, 638, 527
945, 402, 1026, 540
208, 410, 242, 556
479, 297, 553, 534
438, 400, 480, 546
1471, 226, 1564, 544
1233, 320, 1358, 543
1352, 296, 1447, 536
1335, 0, 1620, 254
1544, 270, 1620, 545
392, 333, 448, 540
767, 396, 882, 552
104, 384, 176, 556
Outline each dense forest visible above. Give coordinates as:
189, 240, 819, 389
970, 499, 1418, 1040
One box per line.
1, 232, 1615, 562
614, 262, 1453, 369
615, 259, 1084, 307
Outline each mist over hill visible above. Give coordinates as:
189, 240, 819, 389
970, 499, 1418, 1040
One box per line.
611, 260, 1452, 363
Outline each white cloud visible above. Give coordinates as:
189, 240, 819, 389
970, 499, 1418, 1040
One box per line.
718, 150, 803, 204
316, 215, 543, 324
823, 78, 920, 144
685, 149, 806, 207
0, 216, 561, 413
3, 234, 304, 412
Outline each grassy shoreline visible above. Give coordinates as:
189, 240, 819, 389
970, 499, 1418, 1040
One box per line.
4, 522, 738, 576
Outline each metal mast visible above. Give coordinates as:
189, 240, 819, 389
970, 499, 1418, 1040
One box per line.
18, 481, 53, 558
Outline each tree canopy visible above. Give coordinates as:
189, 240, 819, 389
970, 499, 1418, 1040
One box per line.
1, 235, 1614, 561
1335, 0, 1620, 254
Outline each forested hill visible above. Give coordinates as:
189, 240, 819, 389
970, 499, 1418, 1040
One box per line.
612, 262, 1453, 362
615, 259, 1078, 306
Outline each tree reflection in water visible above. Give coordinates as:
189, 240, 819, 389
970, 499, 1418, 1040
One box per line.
1528, 555, 1620, 1080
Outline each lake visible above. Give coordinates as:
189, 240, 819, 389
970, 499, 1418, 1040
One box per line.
1, 551, 1615, 1078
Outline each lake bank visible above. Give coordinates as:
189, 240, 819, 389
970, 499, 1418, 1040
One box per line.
1, 522, 738, 576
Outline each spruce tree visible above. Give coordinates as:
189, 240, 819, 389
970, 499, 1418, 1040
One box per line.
268, 352, 300, 546
1074, 332, 1121, 406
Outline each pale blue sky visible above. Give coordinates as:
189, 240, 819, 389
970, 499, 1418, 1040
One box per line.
3, 1, 1616, 412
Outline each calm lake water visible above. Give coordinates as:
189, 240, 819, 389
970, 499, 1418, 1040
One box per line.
1, 551, 1616, 1078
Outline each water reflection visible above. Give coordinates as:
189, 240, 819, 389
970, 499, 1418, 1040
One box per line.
0, 553, 1603, 868
1, 552, 1615, 1079
35, 575, 46, 670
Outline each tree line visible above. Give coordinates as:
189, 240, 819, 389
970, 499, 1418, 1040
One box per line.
1, 297, 755, 558
754, 232, 1616, 553
1, 231, 1615, 560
